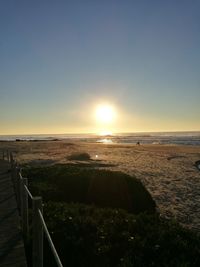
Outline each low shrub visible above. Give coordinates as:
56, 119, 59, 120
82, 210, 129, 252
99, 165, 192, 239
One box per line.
67, 152, 91, 160
23, 165, 155, 214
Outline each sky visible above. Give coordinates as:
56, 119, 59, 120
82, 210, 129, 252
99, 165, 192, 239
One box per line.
0, 0, 200, 135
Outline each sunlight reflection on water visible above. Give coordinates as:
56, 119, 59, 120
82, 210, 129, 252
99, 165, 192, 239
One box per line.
97, 138, 113, 144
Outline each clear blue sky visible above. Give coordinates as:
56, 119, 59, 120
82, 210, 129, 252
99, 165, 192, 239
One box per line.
0, 0, 199, 134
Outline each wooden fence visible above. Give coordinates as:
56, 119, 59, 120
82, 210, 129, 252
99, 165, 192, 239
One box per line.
2, 150, 63, 267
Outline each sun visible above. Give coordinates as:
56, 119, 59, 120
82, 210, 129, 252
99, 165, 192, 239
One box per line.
95, 104, 115, 124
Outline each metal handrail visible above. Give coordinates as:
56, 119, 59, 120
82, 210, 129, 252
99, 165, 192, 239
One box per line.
19, 172, 23, 180
24, 184, 33, 200
38, 209, 64, 267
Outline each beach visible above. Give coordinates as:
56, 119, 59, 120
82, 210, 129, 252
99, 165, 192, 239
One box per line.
1, 140, 200, 231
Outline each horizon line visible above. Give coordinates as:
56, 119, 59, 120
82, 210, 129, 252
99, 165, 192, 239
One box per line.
0, 130, 200, 136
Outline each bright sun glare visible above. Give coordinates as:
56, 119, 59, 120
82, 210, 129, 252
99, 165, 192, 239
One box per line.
95, 104, 115, 124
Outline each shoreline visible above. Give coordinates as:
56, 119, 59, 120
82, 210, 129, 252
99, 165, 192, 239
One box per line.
0, 130, 200, 146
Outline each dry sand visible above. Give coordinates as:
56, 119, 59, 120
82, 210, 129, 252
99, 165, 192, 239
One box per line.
1, 140, 200, 231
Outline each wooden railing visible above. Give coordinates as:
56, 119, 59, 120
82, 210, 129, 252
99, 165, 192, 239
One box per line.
2, 150, 63, 267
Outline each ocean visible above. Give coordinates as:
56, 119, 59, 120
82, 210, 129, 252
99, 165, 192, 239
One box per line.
0, 131, 200, 145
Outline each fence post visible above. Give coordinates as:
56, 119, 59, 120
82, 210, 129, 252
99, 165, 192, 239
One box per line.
21, 178, 29, 244
10, 153, 14, 182
16, 166, 21, 209
12, 161, 17, 195
10, 152, 13, 165
32, 197, 43, 267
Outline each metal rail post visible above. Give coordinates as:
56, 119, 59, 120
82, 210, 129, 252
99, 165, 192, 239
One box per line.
10, 152, 14, 165
16, 166, 21, 209
21, 178, 29, 244
32, 197, 43, 267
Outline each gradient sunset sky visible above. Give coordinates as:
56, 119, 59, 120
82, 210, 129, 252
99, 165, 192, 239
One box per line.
0, 0, 199, 135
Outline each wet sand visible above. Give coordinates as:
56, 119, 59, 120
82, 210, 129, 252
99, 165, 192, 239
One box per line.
1, 140, 200, 231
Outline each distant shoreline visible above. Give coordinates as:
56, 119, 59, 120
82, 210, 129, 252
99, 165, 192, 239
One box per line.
0, 131, 200, 146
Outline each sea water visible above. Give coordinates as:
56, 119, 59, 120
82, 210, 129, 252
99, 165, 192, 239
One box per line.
0, 132, 200, 145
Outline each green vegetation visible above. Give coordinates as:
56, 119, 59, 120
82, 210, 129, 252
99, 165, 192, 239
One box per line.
43, 202, 200, 267
23, 164, 155, 213
23, 164, 200, 267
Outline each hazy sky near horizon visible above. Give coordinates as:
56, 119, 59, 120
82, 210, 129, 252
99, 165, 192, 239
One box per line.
0, 0, 200, 134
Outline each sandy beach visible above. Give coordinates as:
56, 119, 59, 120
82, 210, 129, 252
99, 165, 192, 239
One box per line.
1, 140, 200, 231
